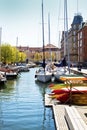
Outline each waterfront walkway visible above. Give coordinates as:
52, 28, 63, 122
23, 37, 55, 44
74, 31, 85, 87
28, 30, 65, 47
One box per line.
45, 94, 87, 130
45, 67, 87, 130
70, 67, 87, 75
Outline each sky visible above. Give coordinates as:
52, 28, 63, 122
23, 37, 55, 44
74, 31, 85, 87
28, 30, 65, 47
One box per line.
0, 0, 87, 48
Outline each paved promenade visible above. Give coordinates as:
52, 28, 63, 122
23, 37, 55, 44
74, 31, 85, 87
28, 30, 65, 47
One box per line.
45, 67, 87, 130
70, 67, 87, 75
45, 94, 87, 130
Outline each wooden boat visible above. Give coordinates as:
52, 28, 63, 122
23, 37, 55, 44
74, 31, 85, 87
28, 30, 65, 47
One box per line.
59, 75, 87, 82
52, 87, 87, 94
49, 83, 67, 89
49, 87, 87, 105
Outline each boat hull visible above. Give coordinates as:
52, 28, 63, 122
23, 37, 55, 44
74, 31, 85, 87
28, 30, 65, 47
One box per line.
0, 77, 7, 84
6, 72, 18, 79
49, 87, 87, 105
36, 73, 52, 83
0, 72, 7, 85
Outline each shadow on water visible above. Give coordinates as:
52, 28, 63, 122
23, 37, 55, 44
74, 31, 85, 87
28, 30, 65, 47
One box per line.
0, 84, 6, 90
0, 76, 20, 93
0, 81, 15, 94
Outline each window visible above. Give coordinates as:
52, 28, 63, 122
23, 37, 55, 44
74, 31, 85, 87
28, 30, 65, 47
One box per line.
73, 37, 76, 42
80, 31, 82, 39
73, 25, 76, 29
80, 40, 82, 47
73, 31, 76, 35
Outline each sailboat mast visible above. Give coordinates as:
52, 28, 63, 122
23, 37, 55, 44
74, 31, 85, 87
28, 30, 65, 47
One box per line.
64, 0, 66, 56
42, 0, 45, 71
48, 13, 51, 45
48, 13, 52, 62
16, 36, 18, 64
64, 0, 70, 73
0, 27, 2, 64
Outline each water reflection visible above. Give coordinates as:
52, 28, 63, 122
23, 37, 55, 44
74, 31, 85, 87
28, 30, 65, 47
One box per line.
0, 68, 56, 130
35, 81, 55, 130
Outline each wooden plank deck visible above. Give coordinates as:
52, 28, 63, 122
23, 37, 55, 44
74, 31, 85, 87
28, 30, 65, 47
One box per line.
45, 94, 69, 130
45, 94, 87, 130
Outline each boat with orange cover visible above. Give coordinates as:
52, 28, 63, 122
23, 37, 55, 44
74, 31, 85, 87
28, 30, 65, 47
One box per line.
59, 75, 87, 82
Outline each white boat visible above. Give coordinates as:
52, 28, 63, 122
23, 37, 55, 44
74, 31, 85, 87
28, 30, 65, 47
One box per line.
0, 67, 18, 80
0, 72, 7, 84
35, 68, 52, 83
54, 67, 66, 81
54, 0, 76, 82
35, 0, 52, 83
18, 65, 30, 72
5, 71, 18, 79
56, 71, 79, 82
53, 56, 68, 81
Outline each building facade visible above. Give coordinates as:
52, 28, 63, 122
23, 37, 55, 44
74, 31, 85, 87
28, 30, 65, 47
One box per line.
60, 13, 87, 65
17, 44, 61, 62
78, 22, 87, 63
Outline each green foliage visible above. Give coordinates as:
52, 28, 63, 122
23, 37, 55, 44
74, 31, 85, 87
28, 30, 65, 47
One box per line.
1, 43, 26, 64
19, 52, 26, 62
34, 52, 41, 62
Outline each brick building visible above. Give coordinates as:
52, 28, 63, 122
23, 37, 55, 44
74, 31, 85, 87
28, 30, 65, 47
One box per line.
17, 44, 60, 62
78, 22, 87, 63
60, 13, 87, 65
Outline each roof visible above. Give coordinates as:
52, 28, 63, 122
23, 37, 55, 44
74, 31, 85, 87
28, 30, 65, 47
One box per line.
72, 14, 83, 25
44, 44, 58, 49
16, 43, 59, 52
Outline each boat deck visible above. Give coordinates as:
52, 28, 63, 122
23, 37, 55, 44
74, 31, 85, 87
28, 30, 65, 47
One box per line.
45, 94, 87, 130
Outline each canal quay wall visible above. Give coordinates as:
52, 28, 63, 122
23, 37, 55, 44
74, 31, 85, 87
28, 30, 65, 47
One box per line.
45, 68, 87, 130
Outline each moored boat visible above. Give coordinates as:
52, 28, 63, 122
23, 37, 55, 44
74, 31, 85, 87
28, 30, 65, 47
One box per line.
0, 67, 18, 79
49, 86, 87, 105
53, 67, 66, 82
35, 68, 52, 83
5, 71, 18, 79
0, 71, 7, 84
35, 0, 52, 83
59, 75, 87, 82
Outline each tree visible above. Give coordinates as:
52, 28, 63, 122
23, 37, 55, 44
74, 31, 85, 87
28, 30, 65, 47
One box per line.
34, 52, 41, 62
1, 44, 12, 64
19, 52, 26, 62
1, 43, 27, 64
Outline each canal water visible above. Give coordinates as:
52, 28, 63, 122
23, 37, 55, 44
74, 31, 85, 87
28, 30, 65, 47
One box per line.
0, 68, 56, 130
